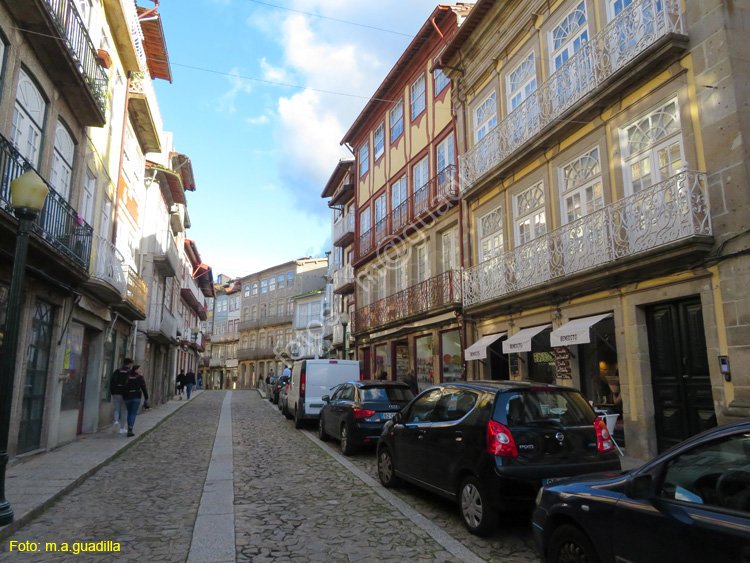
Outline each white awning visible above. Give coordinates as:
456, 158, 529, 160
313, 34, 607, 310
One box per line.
502, 324, 552, 354
550, 314, 613, 347
464, 332, 507, 361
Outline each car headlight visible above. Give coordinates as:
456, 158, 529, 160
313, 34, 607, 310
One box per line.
535, 486, 544, 506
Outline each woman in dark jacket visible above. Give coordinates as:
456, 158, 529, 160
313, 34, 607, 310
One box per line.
122, 365, 149, 437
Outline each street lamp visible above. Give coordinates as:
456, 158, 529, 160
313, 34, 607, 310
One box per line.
0, 168, 49, 525
340, 311, 350, 360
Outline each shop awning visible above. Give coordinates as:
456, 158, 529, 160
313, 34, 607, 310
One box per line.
464, 333, 506, 361
550, 314, 613, 347
502, 324, 551, 354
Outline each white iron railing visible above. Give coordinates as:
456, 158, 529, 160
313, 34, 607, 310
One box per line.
91, 235, 126, 294
333, 264, 354, 292
463, 170, 711, 306
333, 213, 355, 244
459, 0, 684, 193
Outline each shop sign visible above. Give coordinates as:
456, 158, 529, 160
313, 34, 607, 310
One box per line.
555, 347, 572, 379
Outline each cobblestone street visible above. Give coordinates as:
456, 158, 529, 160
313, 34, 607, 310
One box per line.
0, 391, 542, 562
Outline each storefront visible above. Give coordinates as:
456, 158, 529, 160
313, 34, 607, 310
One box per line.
374, 343, 389, 379
394, 341, 409, 380
502, 324, 554, 383
440, 329, 463, 382
415, 335, 434, 391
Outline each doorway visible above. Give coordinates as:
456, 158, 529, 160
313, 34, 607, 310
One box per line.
647, 298, 716, 452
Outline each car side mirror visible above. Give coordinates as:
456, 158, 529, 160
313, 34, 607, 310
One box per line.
625, 474, 654, 500
322, 395, 330, 403
393, 412, 403, 424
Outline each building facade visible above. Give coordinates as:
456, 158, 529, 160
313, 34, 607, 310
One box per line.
344, 6, 470, 389
438, 0, 750, 459
292, 289, 327, 360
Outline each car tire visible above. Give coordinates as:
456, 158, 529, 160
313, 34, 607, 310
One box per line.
459, 476, 498, 537
377, 446, 401, 488
294, 406, 303, 429
340, 424, 357, 456
318, 416, 330, 441
282, 402, 292, 420
547, 524, 600, 563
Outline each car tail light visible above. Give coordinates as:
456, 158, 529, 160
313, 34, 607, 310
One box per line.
487, 420, 518, 457
353, 408, 376, 420
594, 418, 614, 452
300, 371, 306, 397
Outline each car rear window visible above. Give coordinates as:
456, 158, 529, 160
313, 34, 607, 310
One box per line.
496, 389, 595, 426
360, 386, 414, 402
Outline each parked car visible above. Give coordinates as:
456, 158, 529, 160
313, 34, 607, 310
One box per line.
280, 381, 292, 418
377, 381, 621, 536
287, 359, 361, 428
318, 380, 414, 455
533, 418, 750, 563
271, 375, 290, 405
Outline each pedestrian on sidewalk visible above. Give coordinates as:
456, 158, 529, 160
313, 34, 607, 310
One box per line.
378, 370, 388, 381
110, 358, 132, 434
185, 370, 196, 399
404, 372, 419, 395
176, 370, 186, 400
123, 364, 149, 437
197, 373, 203, 390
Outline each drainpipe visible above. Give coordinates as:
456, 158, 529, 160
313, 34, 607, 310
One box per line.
138, 0, 160, 20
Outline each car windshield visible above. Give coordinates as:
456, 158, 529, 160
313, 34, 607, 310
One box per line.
360, 386, 413, 402
499, 389, 595, 426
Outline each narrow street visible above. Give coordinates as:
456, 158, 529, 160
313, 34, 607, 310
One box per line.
0, 391, 540, 562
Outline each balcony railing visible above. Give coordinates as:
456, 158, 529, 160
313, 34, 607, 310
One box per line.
91, 235, 126, 294
209, 357, 224, 367
123, 265, 147, 315
333, 212, 355, 245
237, 347, 277, 361
129, 71, 164, 135
210, 331, 240, 343
42, 0, 108, 114
150, 229, 180, 277
356, 165, 458, 261
238, 318, 260, 331
463, 170, 711, 307
148, 307, 176, 339
333, 264, 354, 293
354, 270, 461, 334
0, 134, 93, 269
259, 314, 294, 328
459, 0, 684, 193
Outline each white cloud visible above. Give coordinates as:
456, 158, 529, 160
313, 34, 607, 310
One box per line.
260, 58, 289, 83
217, 67, 253, 115
246, 114, 270, 125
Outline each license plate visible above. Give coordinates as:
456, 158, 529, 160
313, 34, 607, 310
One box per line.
382, 412, 396, 420
543, 477, 565, 486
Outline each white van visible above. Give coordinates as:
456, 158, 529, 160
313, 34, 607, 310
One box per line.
287, 359, 361, 428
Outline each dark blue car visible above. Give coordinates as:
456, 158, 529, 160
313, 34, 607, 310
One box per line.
533, 418, 750, 563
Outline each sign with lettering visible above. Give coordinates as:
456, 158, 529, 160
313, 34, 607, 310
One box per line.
555, 347, 572, 379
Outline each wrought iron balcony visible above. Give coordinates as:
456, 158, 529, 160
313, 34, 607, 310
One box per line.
150, 229, 180, 277
84, 235, 126, 302
463, 170, 711, 307
128, 71, 163, 153
236, 347, 277, 361
210, 332, 240, 343
147, 307, 177, 343
121, 265, 147, 318
356, 165, 458, 262
0, 134, 93, 270
199, 356, 209, 367
333, 263, 355, 294
354, 270, 461, 334
209, 357, 224, 367
333, 213, 355, 247
259, 314, 294, 328
459, 0, 685, 194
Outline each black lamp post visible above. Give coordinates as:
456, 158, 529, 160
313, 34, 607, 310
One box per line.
340, 312, 350, 360
0, 168, 49, 525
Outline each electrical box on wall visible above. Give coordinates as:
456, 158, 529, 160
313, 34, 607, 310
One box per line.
719, 355, 731, 382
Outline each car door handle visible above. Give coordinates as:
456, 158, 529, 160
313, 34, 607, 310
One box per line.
454, 431, 463, 442
417, 429, 426, 439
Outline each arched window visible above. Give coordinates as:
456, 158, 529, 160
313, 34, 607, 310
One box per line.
11, 69, 46, 167
242, 307, 249, 321
251, 305, 257, 320
252, 283, 258, 295
50, 120, 75, 200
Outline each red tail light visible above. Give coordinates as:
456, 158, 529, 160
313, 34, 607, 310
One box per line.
300, 371, 306, 396
594, 418, 614, 452
352, 408, 376, 420
487, 420, 518, 457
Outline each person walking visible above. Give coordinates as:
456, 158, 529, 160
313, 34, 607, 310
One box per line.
176, 370, 186, 400
185, 370, 196, 399
282, 365, 291, 378
110, 358, 132, 434
122, 365, 149, 437
378, 370, 388, 381
404, 372, 419, 395
197, 373, 203, 390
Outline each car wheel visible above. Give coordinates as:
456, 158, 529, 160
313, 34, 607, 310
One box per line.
377, 446, 401, 488
282, 402, 292, 420
459, 476, 498, 536
318, 416, 330, 441
340, 424, 357, 456
294, 407, 303, 429
547, 524, 600, 563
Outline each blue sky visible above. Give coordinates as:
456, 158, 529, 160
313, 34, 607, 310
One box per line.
152, 0, 443, 279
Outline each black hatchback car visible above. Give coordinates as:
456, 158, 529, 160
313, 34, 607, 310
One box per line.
271, 375, 290, 404
377, 381, 621, 536
318, 380, 414, 455
533, 418, 750, 563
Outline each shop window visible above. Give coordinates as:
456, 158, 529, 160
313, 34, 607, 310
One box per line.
561, 147, 604, 223
441, 330, 463, 382
415, 335, 434, 391
526, 328, 555, 384
395, 341, 409, 380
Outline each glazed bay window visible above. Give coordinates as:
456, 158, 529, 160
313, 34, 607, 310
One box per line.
11, 69, 46, 168
507, 53, 537, 112
416, 244, 430, 283
374, 193, 387, 244
514, 183, 547, 245
436, 134, 455, 199
50, 122, 75, 200
391, 176, 408, 232
561, 147, 604, 223
390, 100, 404, 142
413, 156, 429, 215
261, 280, 268, 294
479, 206, 504, 262
410, 74, 426, 120
621, 99, 683, 194
441, 227, 460, 272
550, 1, 589, 71
269, 276, 276, 292
474, 91, 497, 142
81, 170, 96, 225
395, 255, 408, 293
377, 268, 386, 302
374, 123, 385, 160
434, 68, 449, 95
359, 142, 369, 177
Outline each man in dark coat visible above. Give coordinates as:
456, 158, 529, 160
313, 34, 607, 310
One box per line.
185, 370, 197, 399
110, 358, 132, 434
